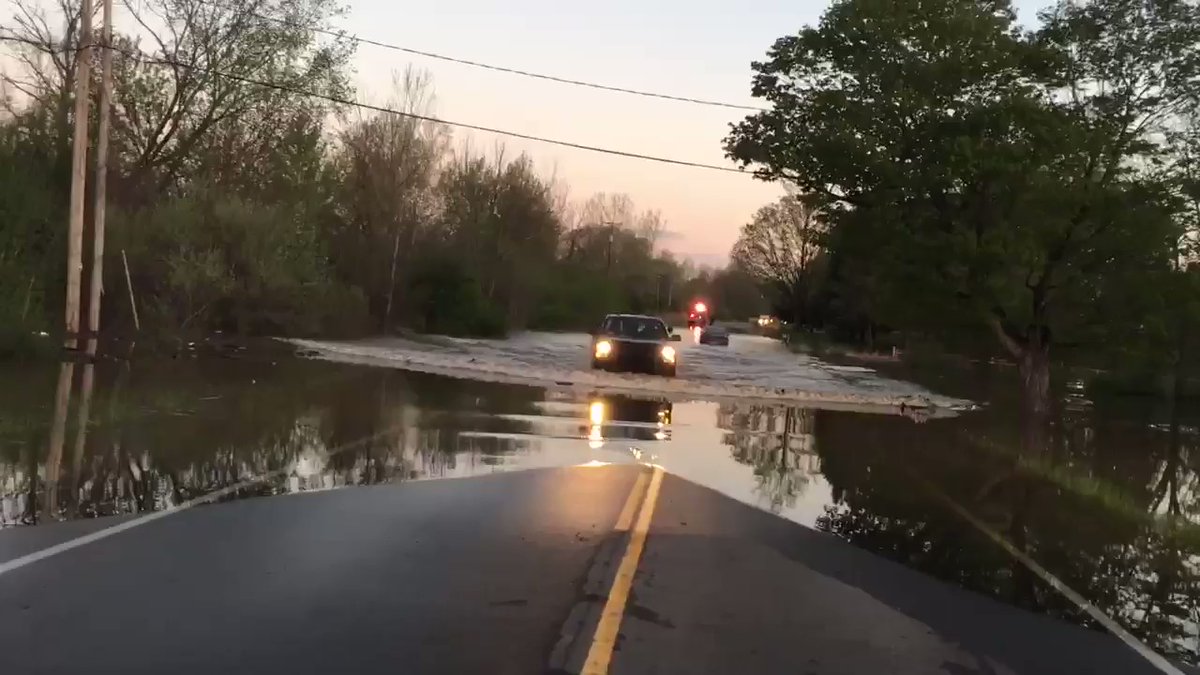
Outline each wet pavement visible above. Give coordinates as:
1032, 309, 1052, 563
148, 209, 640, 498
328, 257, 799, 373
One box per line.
1, 340, 1199, 672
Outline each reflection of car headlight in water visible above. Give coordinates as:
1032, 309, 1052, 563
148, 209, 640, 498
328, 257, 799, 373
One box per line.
589, 400, 606, 425
588, 424, 604, 449
588, 400, 606, 447
660, 345, 676, 364
594, 340, 613, 359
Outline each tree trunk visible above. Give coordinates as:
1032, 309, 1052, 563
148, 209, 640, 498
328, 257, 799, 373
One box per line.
1017, 340, 1051, 455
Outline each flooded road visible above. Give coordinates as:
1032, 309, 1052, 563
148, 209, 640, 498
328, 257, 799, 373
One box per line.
291, 331, 967, 409
2, 346, 1199, 670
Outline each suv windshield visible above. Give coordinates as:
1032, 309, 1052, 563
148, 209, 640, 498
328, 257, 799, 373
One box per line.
602, 316, 669, 340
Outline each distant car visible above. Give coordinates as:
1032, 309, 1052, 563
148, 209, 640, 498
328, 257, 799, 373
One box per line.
686, 301, 711, 329
699, 324, 730, 346
591, 314, 681, 377
752, 315, 782, 338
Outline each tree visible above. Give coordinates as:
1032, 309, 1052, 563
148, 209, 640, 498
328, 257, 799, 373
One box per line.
726, 0, 1197, 442
1, 0, 360, 343
112, 188, 365, 338
0, 106, 67, 330
731, 195, 824, 323
1, 0, 706, 347
111, 0, 353, 201
709, 266, 768, 321
333, 69, 447, 331
433, 147, 561, 330
579, 192, 635, 228
633, 208, 667, 248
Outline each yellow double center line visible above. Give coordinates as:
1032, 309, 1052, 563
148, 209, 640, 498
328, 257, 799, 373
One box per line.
582, 466, 665, 675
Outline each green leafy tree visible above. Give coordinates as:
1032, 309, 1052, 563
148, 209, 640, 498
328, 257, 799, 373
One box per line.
726, 0, 1196, 437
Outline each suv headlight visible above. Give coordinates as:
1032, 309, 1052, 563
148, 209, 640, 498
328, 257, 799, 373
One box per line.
595, 340, 613, 358
660, 345, 676, 364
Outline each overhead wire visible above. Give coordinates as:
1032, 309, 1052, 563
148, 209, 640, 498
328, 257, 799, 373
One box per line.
187, 0, 768, 112
0, 29, 752, 174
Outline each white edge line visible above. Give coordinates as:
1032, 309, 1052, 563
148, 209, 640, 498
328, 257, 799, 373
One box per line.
0, 425, 404, 578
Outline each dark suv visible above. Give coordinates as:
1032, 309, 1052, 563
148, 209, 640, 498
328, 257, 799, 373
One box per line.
590, 314, 681, 377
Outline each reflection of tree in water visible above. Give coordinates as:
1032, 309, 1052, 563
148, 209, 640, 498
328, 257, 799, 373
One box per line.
1, 359, 542, 528
812, 393, 1200, 664
720, 402, 817, 512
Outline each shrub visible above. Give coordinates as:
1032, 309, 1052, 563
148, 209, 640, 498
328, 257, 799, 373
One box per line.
110, 190, 367, 338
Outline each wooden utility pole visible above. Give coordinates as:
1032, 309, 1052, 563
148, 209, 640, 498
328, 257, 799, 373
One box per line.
87, 0, 113, 354
64, 0, 95, 349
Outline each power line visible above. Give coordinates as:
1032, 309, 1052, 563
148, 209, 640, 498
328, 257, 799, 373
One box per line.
189, 0, 767, 112
0, 29, 751, 174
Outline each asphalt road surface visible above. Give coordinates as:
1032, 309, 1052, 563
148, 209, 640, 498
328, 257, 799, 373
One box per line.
0, 466, 1171, 674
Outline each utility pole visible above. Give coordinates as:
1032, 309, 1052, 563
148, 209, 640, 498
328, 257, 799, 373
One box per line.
87, 0, 113, 355
604, 221, 618, 273
64, 0, 95, 350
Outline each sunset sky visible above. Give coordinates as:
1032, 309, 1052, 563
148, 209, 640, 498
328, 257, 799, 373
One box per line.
339, 0, 1051, 266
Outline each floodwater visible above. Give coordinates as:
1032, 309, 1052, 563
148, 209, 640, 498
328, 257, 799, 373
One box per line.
2, 344, 1200, 664
290, 331, 968, 409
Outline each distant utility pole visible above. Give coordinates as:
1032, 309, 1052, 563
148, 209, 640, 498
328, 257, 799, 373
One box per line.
64, 0, 95, 349
657, 273, 673, 311
604, 221, 618, 273
87, 0, 113, 354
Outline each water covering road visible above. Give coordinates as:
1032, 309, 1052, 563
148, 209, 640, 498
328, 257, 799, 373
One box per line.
292, 330, 967, 411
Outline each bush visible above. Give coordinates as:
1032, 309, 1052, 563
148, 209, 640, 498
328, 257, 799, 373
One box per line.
408, 256, 508, 338
110, 190, 367, 338
530, 264, 626, 332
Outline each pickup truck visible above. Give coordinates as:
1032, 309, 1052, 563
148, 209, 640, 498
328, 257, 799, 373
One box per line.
590, 314, 681, 377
